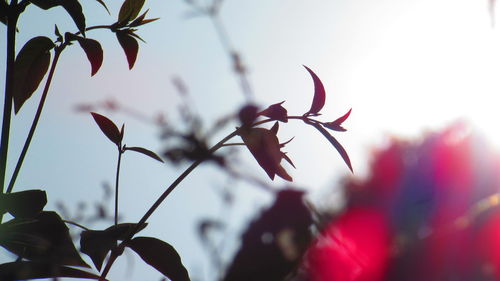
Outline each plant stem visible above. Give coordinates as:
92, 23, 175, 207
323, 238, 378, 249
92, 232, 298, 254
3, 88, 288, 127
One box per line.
6, 48, 63, 193
63, 219, 90, 231
1, 4, 19, 197
99, 128, 242, 280
115, 147, 123, 226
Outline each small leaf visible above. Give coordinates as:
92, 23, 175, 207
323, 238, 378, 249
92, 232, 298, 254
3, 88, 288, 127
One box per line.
116, 30, 139, 69
13, 36, 54, 113
118, 0, 146, 25
125, 146, 164, 163
0, 262, 104, 280
0, 211, 90, 267
94, 0, 110, 14
91, 112, 122, 146
258, 101, 288, 122
75, 36, 103, 76
0, 190, 47, 218
127, 237, 191, 281
303, 65, 326, 115
324, 108, 352, 132
80, 223, 147, 270
30, 0, 86, 35
310, 122, 353, 173
239, 127, 293, 181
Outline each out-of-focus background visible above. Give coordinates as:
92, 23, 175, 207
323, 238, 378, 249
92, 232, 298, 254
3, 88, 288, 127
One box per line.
2, 0, 500, 280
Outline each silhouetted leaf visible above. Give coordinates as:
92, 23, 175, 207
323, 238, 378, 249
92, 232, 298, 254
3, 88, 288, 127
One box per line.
80, 223, 147, 270
127, 237, 190, 281
116, 30, 139, 69
0, 211, 89, 267
91, 112, 122, 146
0, 190, 47, 218
30, 0, 86, 35
324, 108, 352, 132
54, 25, 63, 42
259, 101, 288, 122
303, 65, 326, 115
1, 1, 8, 26
239, 127, 293, 181
0, 261, 103, 280
129, 9, 159, 27
310, 122, 353, 173
125, 146, 164, 163
118, 0, 145, 25
73, 35, 103, 76
13, 36, 54, 114
93, 0, 110, 14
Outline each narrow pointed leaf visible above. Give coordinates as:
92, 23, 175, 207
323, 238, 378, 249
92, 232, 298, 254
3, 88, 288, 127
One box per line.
118, 0, 145, 24
116, 30, 139, 69
0, 211, 90, 267
0, 262, 104, 280
310, 122, 353, 173
75, 36, 103, 76
132, 17, 159, 27
0, 190, 47, 218
324, 108, 352, 132
303, 65, 326, 115
90, 112, 122, 146
13, 36, 54, 113
125, 146, 164, 163
94, 0, 110, 14
127, 237, 190, 281
30, 0, 86, 35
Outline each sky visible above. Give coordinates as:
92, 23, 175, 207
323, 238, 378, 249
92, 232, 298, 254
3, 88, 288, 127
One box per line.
1, 0, 500, 280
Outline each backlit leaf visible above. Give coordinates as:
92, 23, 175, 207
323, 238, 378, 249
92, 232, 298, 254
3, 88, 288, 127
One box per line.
0, 190, 47, 218
125, 146, 164, 163
127, 237, 191, 281
303, 65, 326, 115
74, 36, 103, 76
0, 211, 90, 267
324, 108, 352, 132
118, 0, 145, 25
239, 127, 293, 181
80, 223, 147, 270
0, 262, 103, 280
30, 0, 86, 35
13, 36, 54, 114
310, 122, 353, 173
259, 101, 288, 122
91, 112, 122, 146
116, 30, 139, 69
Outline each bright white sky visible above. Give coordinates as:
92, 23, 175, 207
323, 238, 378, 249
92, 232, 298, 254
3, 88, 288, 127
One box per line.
1, 0, 500, 280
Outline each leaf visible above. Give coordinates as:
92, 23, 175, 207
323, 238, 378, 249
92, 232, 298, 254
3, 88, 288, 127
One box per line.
239, 127, 293, 181
0, 190, 47, 218
310, 122, 353, 173
1, 1, 8, 26
91, 112, 122, 146
94, 0, 110, 14
66, 33, 103, 76
303, 65, 326, 115
80, 223, 147, 270
125, 146, 164, 163
129, 9, 159, 27
118, 0, 146, 25
0, 211, 90, 267
127, 237, 190, 281
258, 101, 288, 122
74, 36, 103, 76
0, 261, 104, 280
30, 0, 86, 35
12, 36, 54, 114
116, 30, 139, 69
324, 108, 352, 132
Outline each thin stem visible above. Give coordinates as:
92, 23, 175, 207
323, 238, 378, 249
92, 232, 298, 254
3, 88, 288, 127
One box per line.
63, 219, 90, 231
6, 48, 63, 193
220, 142, 244, 147
1, 4, 19, 197
99, 128, 242, 280
114, 147, 123, 226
